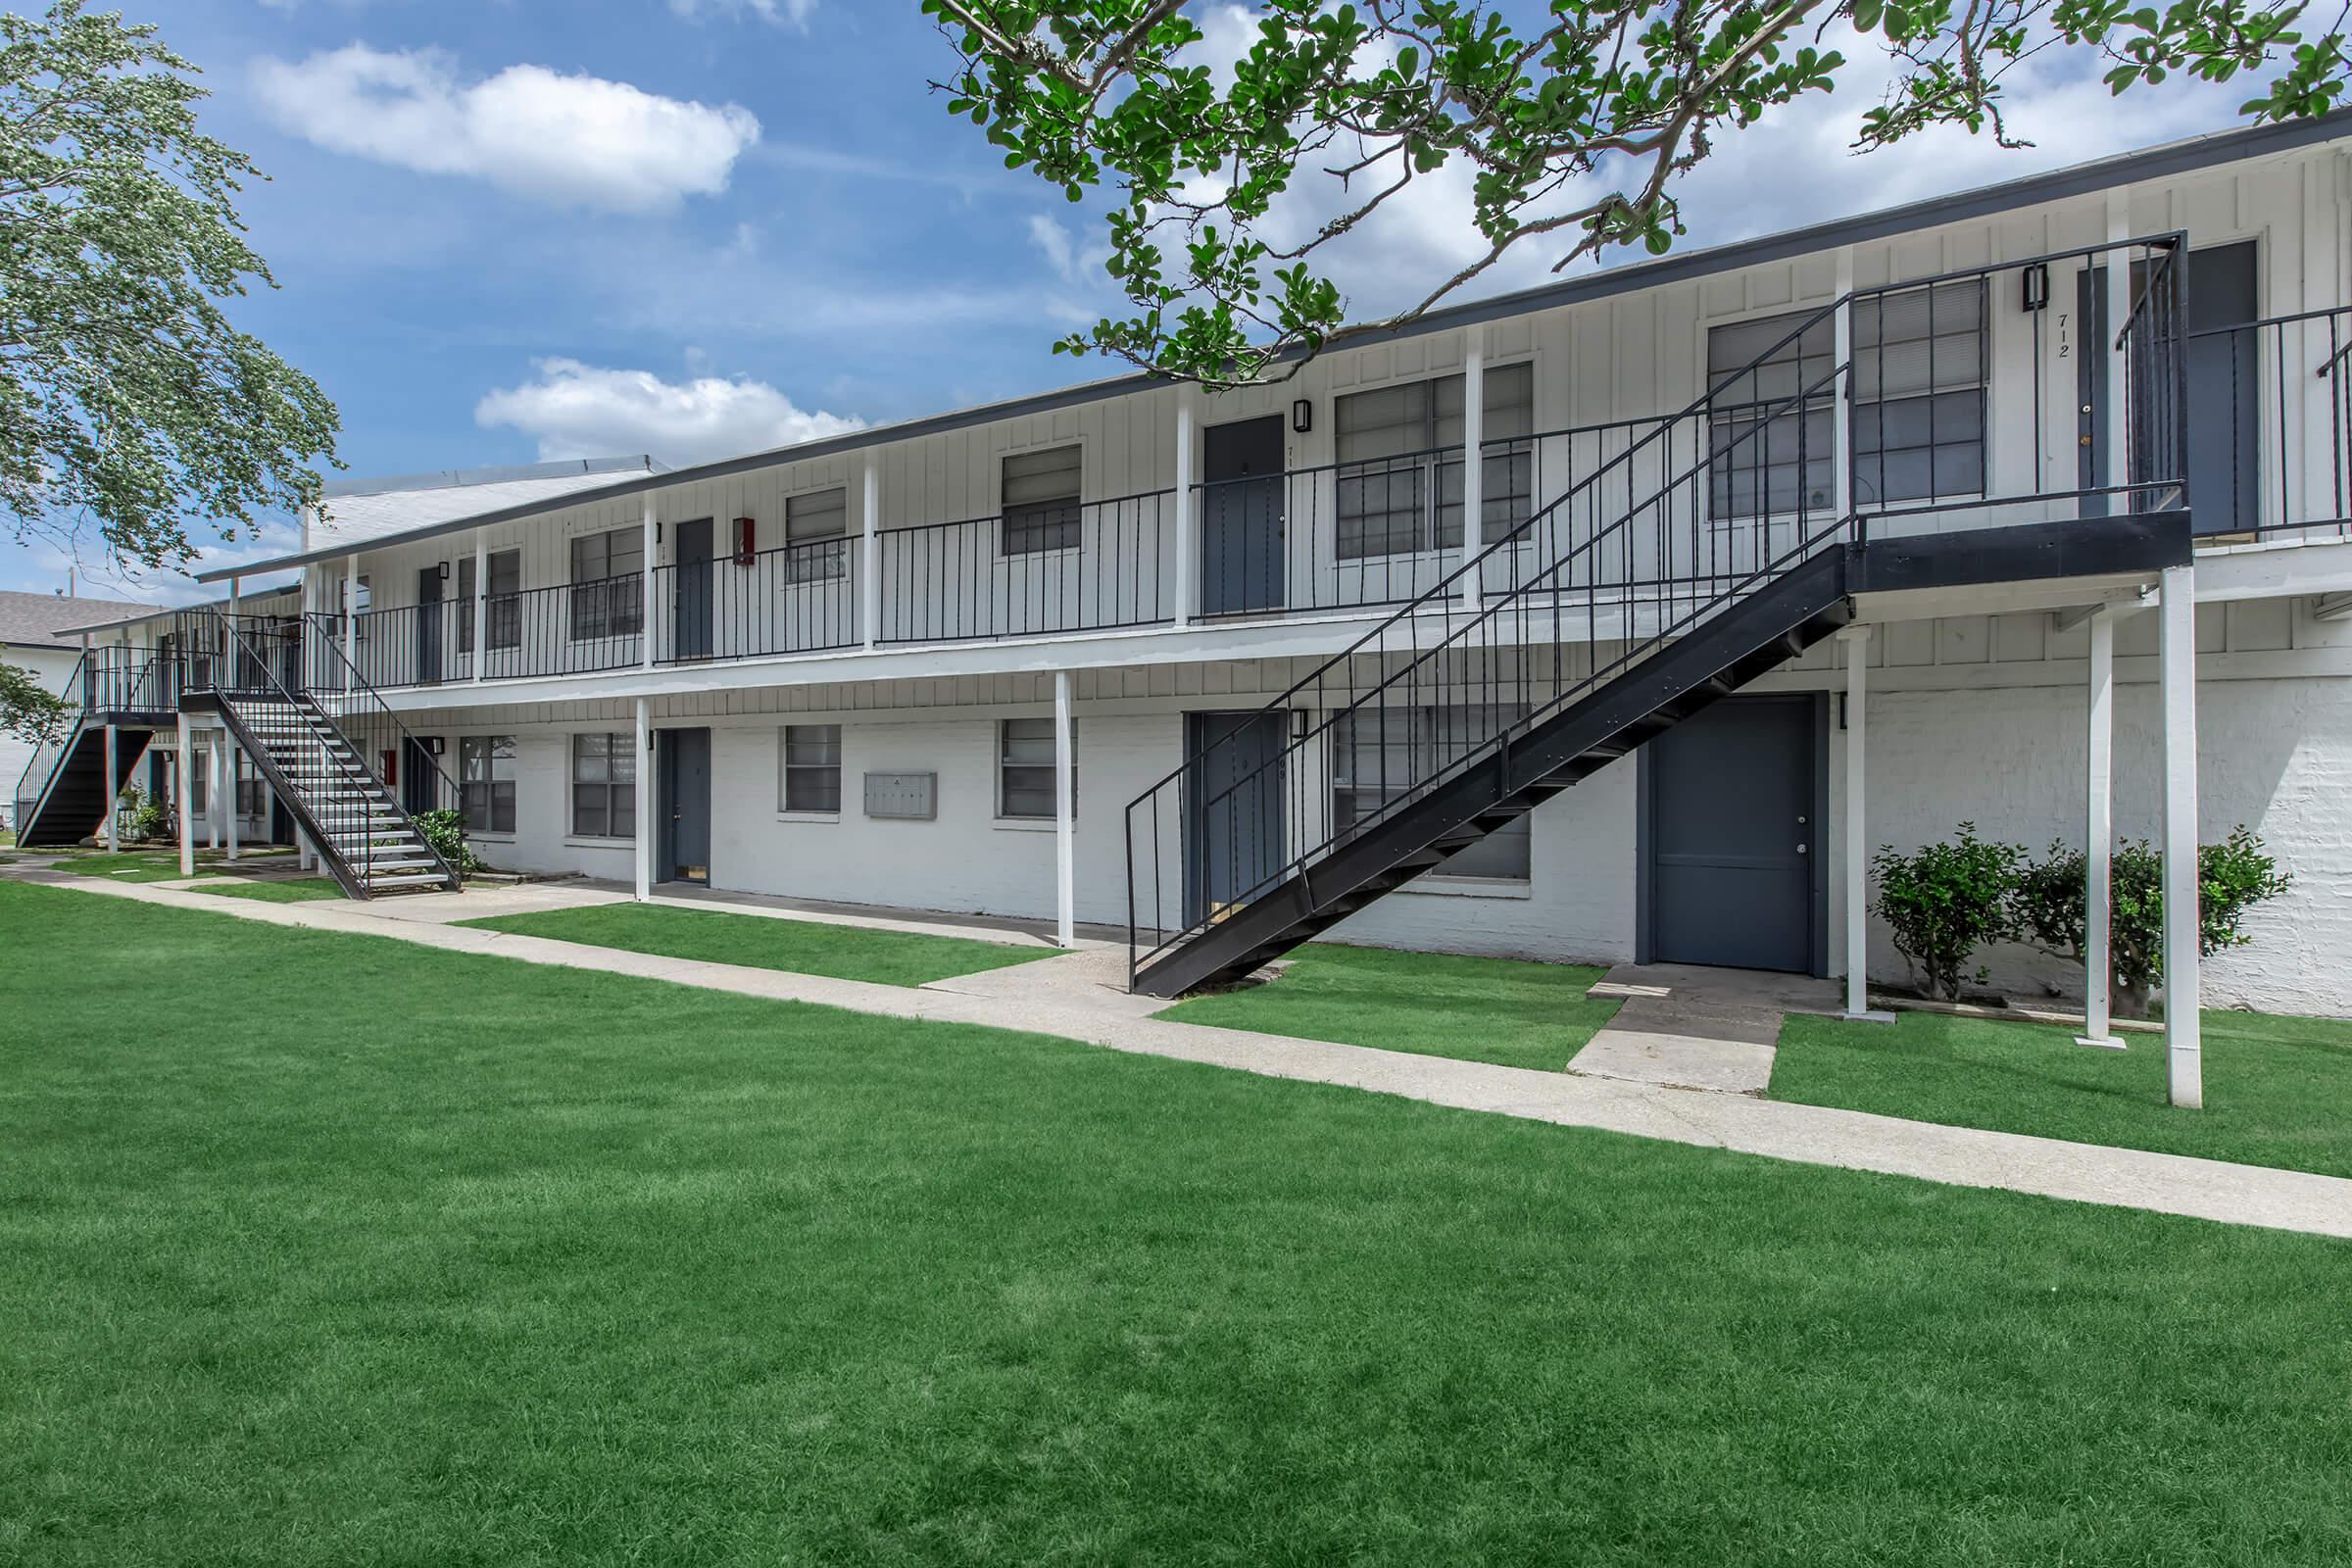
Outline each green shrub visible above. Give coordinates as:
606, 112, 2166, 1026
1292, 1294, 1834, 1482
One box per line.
2012, 828, 2290, 1017
1871, 823, 2024, 1002
118, 786, 170, 845
411, 808, 480, 876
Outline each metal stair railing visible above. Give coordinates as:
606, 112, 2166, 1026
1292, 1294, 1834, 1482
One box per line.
9, 652, 89, 835
192, 612, 465, 892
1124, 234, 2190, 987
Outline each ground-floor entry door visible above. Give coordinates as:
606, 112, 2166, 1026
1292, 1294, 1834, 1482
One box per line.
1200, 416, 1286, 615
1184, 710, 1288, 927
1642, 695, 1822, 974
660, 727, 711, 885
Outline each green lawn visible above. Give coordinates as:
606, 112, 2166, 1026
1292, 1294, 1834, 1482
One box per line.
457, 900, 1057, 987
197, 876, 349, 904
1774, 1007, 2352, 1179
1156, 943, 1621, 1070
46, 851, 226, 882
4, 880, 2351, 1565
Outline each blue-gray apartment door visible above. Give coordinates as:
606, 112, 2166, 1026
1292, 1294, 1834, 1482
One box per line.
1184, 710, 1288, 927
1643, 695, 1821, 973
1200, 416, 1286, 615
2078, 240, 2258, 530
661, 727, 711, 885
416, 566, 443, 684
673, 517, 714, 660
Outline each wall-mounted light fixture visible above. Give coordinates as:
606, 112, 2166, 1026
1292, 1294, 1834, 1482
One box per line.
1291, 398, 1313, 434
435, 562, 451, 581
2021, 262, 2050, 313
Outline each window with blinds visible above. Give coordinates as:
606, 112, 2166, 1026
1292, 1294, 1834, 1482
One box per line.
1334, 364, 1535, 560
999, 715, 1070, 818
1706, 279, 1985, 520
779, 723, 843, 812
1002, 446, 1082, 556
569, 528, 645, 640
785, 487, 850, 583
1330, 706, 1531, 880
461, 734, 517, 833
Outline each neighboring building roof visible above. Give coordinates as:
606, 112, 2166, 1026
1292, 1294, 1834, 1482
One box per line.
0, 589, 155, 648
312, 456, 668, 549
200, 106, 2352, 585
45, 579, 304, 641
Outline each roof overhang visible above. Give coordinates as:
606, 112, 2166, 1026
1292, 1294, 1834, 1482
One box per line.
199, 107, 2352, 586
48, 578, 303, 639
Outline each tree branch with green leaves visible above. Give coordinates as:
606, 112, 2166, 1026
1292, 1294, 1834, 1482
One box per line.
0, 1, 340, 573
926, 0, 2349, 386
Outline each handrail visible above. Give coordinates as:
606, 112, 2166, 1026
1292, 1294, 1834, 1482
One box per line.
199, 609, 466, 888
1124, 231, 2193, 984
9, 652, 89, 831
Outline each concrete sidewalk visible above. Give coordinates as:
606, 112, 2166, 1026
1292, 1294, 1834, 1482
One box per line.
15, 866, 2352, 1242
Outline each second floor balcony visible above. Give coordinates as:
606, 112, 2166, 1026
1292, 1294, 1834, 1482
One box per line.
298, 235, 2352, 700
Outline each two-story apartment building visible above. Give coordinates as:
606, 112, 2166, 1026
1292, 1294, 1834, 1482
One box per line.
21, 114, 2352, 1107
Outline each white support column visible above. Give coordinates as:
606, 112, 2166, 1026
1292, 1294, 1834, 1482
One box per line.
1054, 668, 1076, 948
102, 723, 119, 852
342, 554, 359, 699
1460, 340, 1486, 611
207, 734, 223, 851
1833, 248, 1855, 523
2104, 192, 2131, 511
640, 496, 659, 669
1172, 387, 1198, 627
860, 452, 881, 648
176, 712, 194, 879
2158, 563, 2203, 1108
1838, 625, 1890, 1021
2077, 608, 2124, 1048
223, 733, 240, 863
471, 534, 488, 685
633, 697, 654, 902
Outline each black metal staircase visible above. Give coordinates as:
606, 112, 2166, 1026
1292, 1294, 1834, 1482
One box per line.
185, 617, 464, 899
10, 651, 176, 849
1124, 236, 2194, 998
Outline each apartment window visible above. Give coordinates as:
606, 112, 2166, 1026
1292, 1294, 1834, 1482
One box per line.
461, 734, 517, 834
1850, 279, 1987, 506
457, 549, 522, 653
1707, 279, 1985, 519
785, 487, 850, 584
1331, 707, 1531, 880
1002, 446, 1081, 557
569, 527, 645, 640
779, 723, 843, 813
570, 732, 636, 839
999, 715, 1071, 819
1335, 364, 1535, 560
190, 750, 208, 815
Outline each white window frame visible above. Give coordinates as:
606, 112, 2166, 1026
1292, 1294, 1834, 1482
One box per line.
999, 444, 1084, 559
783, 486, 852, 585
569, 528, 645, 642
568, 730, 637, 841
777, 723, 843, 816
460, 733, 518, 837
1332, 361, 1536, 562
997, 714, 1070, 821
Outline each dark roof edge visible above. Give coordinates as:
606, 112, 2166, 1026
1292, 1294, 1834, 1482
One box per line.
202, 109, 2352, 583
321, 455, 666, 500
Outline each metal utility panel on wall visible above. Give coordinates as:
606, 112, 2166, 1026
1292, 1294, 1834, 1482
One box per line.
862, 771, 937, 820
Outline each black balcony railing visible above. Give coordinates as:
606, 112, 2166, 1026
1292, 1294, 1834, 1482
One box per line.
650, 535, 857, 663
1123, 234, 2192, 985
875, 488, 1175, 643
2187, 304, 2352, 538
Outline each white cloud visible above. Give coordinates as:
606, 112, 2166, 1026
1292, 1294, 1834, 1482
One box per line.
475, 360, 864, 467
250, 45, 760, 214
669, 0, 816, 25
1026, 214, 1108, 287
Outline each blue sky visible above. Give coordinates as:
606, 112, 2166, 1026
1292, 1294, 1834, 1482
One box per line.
5, 0, 2281, 603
